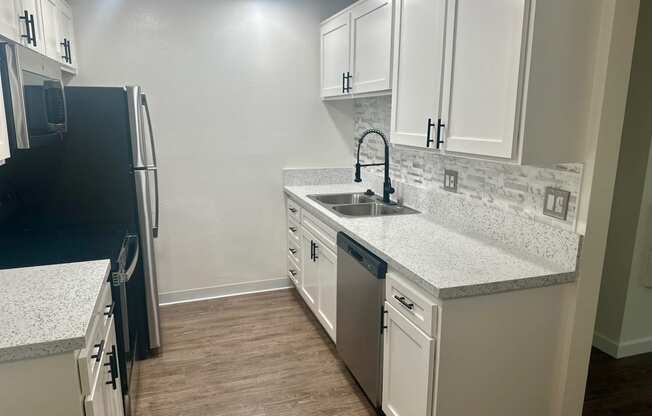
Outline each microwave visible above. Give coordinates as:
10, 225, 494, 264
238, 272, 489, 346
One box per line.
0, 43, 66, 149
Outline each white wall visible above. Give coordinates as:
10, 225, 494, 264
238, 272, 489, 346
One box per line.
68, 0, 355, 298
593, 1, 652, 358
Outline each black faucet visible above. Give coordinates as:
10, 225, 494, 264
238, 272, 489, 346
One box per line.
354, 128, 395, 204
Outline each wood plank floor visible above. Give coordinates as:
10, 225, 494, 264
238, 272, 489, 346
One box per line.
583, 347, 652, 416
132, 289, 376, 416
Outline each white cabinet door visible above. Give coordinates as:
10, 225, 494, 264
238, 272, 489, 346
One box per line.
390, 0, 447, 148
0, 1, 20, 42
105, 325, 125, 416
441, 0, 529, 159
320, 12, 350, 98
40, 0, 61, 62
16, 0, 44, 53
382, 302, 435, 416
350, 0, 392, 95
316, 243, 337, 342
57, 0, 75, 68
0, 78, 10, 163
301, 232, 319, 312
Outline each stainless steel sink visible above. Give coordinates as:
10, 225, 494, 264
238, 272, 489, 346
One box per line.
333, 203, 419, 217
307, 192, 419, 218
309, 192, 376, 205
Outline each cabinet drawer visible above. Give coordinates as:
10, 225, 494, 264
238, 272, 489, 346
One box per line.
287, 218, 301, 245
286, 197, 301, 223
386, 271, 438, 337
288, 237, 301, 265
78, 283, 113, 395
287, 255, 301, 286
302, 210, 336, 252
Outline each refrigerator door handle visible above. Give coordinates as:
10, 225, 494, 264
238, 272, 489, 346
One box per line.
141, 94, 160, 238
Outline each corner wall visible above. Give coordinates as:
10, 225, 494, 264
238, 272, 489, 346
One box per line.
594, 0, 652, 357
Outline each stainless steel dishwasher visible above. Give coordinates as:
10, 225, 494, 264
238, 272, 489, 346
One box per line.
336, 232, 387, 409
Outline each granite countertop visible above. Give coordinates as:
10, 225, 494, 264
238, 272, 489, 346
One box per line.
285, 184, 576, 299
0, 260, 111, 363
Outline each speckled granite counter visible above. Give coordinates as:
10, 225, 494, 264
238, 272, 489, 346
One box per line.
0, 260, 110, 363
285, 184, 577, 299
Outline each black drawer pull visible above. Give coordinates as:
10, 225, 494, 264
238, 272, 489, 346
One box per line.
289, 207, 297, 213
104, 302, 115, 317
289, 248, 297, 255
91, 339, 105, 362
289, 227, 297, 233
394, 295, 414, 310
289, 269, 297, 277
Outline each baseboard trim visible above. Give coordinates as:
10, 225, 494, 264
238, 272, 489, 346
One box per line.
593, 332, 652, 358
159, 278, 292, 306
593, 332, 619, 357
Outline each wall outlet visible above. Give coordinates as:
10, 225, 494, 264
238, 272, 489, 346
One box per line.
543, 187, 570, 221
444, 169, 458, 192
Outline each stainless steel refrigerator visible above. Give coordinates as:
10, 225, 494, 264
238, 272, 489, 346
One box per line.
60, 85, 163, 415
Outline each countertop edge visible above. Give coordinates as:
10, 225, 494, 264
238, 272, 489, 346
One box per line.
284, 186, 577, 300
0, 260, 111, 364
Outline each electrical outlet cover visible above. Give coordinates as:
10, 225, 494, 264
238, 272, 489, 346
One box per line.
444, 169, 458, 192
543, 187, 570, 221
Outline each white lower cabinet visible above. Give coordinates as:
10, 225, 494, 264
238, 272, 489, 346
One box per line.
286, 196, 338, 342
382, 302, 435, 416
316, 241, 337, 340
85, 320, 123, 416
301, 230, 320, 311
301, 227, 337, 342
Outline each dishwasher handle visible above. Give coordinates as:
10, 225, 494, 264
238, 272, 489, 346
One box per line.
337, 232, 387, 279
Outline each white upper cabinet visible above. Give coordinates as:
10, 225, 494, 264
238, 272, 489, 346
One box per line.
0, 2, 20, 42
57, 0, 75, 69
390, 0, 601, 165
350, 0, 393, 95
320, 12, 350, 98
441, 0, 528, 159
40, 0, 60, 61
390, 0, 447, 148
40, 0, 76, 70
321, 0, 393, 99
0, 0, 77, 72
15, 0, 45, 54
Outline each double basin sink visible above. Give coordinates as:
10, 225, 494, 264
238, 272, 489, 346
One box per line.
308, 192, 420, 218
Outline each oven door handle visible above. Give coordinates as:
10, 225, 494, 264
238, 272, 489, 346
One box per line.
123, 235, 140, 282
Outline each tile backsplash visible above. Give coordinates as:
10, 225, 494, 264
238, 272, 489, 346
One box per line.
354, 96, 583, 232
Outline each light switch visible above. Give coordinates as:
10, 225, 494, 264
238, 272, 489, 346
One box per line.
444, 169, 458, 192
543, 187, 570, 221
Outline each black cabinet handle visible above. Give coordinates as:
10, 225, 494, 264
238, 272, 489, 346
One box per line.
313, 242, 319, 262
91, 339, 105, 362
60, 39, 68, 61
289, 269, 297, 277
104, 345, 118, 390
289, 227, 297, 233
289, 207, 297, 213
310, 240, 314, 260
426, 118, 436, 148
346, 72, 353, 93
342, 72, 346, 94
61, 38, 71, 63
394, 295, 414, 310
436, 118, 446, 149
104, 302, 115, 318
29, 14, 36, 47
66, 40, 72, 64
19, 11, 34, 46
289, 248, 297, 255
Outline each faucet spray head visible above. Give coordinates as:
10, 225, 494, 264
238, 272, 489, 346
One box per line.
354, 163, 362, 182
